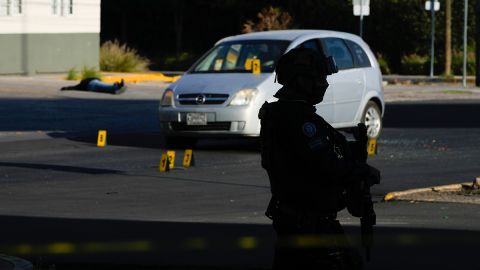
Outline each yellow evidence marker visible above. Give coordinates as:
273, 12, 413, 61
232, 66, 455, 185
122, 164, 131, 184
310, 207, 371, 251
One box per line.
367, 139, 377, 156
252, 59, 261, 75
167, 150, 176, 169
97, 130, 107, 147
183, 149, 195, 168
244, 59, 253, 70
159, 153, 170, 172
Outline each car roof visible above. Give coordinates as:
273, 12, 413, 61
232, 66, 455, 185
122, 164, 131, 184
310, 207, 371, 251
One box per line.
216, 29, 363, 44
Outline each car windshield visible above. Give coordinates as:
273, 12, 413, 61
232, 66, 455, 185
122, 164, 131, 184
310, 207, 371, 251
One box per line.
191, 40, 290, 73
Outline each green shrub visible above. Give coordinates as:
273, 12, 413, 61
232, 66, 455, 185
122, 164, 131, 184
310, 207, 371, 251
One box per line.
376, 53, 391, 75
100, 40, 150, 72
452, 48, 476, 75
65, 68, 79, 80
81, 66, 102, 80
401, 54, 429, 75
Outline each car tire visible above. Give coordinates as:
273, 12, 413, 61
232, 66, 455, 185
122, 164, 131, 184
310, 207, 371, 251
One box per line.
164, 136, 197, 149
361, 101, 382, 139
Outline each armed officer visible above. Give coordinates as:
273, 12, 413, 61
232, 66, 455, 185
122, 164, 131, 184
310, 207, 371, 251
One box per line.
258, 47, 380, 269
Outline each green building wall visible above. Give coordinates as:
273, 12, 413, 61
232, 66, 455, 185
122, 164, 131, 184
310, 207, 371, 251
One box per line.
0, 33, 99, 75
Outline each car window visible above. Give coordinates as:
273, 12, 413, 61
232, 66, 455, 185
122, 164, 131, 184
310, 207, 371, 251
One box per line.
297, 39, 323, 54
191, 40, 289, 73
345, 39, 371, 68
321, 38, 354, 70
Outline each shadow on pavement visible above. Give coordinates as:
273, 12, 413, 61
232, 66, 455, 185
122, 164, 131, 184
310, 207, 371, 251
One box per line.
0, 96, 260, 152
0, 98, 160, 135
0, 162, 122, 175
1, 215, 479, 270
384, 102, 480, 128
66, 132, 261, 152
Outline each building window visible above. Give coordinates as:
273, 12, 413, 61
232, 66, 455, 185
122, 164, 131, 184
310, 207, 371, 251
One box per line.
68, 0, 73, 15
0, 0, 22, 16
52, 0, 73, 16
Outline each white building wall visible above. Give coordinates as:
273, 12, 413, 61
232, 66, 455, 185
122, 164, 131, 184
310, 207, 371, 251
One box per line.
0, 0, 100, 34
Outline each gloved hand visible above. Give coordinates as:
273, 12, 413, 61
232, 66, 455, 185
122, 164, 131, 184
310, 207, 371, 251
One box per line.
366, 165, 381, 186
350, 163, 380, 187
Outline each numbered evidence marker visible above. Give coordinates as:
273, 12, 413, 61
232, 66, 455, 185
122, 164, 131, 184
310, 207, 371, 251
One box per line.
167, 150, 176, 169
367, 139, 377, 156
244, 59, 253, 70
244, 59, 261, 74
252, 59, 261, 75
182, 149, 195, 168
97, 130, 107, 147
159, 153, 170, 172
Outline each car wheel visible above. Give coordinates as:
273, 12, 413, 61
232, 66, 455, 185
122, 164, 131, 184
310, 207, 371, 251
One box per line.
164, 136, 197, 149
361, 101, 382, 139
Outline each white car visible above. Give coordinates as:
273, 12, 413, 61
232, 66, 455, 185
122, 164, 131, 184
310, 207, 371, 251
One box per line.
159, 30, 384, 146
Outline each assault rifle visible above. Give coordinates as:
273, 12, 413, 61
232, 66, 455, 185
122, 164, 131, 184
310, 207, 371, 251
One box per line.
348, 123, 381, 262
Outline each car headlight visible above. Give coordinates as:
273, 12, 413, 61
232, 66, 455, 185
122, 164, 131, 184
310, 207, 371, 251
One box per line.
229, 88, 257, 106
160, 89, 174, 107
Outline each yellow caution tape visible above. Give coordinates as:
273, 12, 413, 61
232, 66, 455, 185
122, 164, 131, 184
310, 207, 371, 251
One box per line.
238, 236, 257, 249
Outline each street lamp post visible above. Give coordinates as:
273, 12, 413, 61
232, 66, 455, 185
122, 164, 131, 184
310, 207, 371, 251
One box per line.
353, 0, 369, 38
359, 0, 364, 37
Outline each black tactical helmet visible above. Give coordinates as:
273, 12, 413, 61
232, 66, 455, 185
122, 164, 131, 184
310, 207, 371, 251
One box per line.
275, 48, 338, 86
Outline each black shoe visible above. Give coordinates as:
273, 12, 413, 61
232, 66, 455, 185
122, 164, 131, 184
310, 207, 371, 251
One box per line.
113, 79, 124, 88
60, 86, 76, 91
113, 79, 127, 95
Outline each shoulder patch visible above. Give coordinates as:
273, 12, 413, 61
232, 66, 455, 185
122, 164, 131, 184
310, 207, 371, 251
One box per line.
302, 122, 317, 138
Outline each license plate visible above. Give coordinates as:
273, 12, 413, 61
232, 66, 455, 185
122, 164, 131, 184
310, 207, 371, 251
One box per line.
186, 113, 207, 125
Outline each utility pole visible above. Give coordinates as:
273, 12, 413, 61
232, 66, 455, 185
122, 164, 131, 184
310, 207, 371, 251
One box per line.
476, 0, 480, 86
430, 0, 436, 78
462, 0, 468, 88
425, 1, 439, 77
445, 0, 452, 77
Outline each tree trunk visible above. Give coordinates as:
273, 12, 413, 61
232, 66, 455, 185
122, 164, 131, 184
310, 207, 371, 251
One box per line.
445, 0, 452, 76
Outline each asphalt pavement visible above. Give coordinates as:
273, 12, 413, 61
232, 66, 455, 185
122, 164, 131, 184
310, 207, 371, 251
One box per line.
0, 76, 479, 269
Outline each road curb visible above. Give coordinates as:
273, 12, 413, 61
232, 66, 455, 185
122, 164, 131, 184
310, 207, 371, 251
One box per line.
0, 255, 32, 270
383, 182, 473, 202
101, 72, 181, 84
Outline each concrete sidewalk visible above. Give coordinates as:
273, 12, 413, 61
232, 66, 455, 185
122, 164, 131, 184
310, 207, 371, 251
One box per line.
1, 74, 480, 103
383, 83, 480, 102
